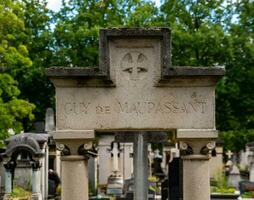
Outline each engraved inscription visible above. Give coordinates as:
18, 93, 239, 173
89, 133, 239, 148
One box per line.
96, 105, 111, 114
115, 100, 206, 115
121, 51, 148, 81
64, 102, 91, 114
63, 98, 207, 116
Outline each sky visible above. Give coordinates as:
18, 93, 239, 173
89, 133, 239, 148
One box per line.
47, 0, 161, 12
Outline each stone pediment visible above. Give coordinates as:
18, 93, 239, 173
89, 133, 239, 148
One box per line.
3, 133, 48, 158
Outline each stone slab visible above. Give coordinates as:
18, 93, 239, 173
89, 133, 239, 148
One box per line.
55, 86, 215, 130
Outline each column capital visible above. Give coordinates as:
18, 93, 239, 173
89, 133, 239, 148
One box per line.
50, 130, 95, 157
177, 129, 217, 157
31, 160, 41, 170
3, 159, 16, 171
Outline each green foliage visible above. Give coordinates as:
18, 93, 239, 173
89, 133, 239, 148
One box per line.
10, 186, 32, 198
241, 191, 254, 198
52, 0, 160, 67
161, 0, 233, 66
0, 0, 254, 152
211, 174, 236, 193
0, 74, 35, 145
0, 0, 33, 78
17, 0, 55, 121
219, 130, 254, 152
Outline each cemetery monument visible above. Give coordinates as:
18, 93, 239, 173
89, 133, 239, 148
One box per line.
46, 28, 224, 200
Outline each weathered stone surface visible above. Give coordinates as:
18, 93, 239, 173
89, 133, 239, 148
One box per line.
46, 29, 223, 132
55, 86, 215, 130
3, 133, 48, 157
46, 28, 224, 200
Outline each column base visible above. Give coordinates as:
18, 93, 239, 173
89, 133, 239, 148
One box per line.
32, 193, 42, 200
3, 194, 10, 200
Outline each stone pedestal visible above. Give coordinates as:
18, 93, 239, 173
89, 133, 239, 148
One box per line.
31, 168, 42, 200
134, 133, 148, 200
50, 130, 94, 200
178, 129, 217, 200
61, 156, 88, 200
3, 160, 15, 200
3, 170, 11, 200
4, 170, 11, 194
182, 155, 210, 200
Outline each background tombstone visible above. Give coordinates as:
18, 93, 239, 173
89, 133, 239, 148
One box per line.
98, 133, 133, 194
225, 150, 234, 175
247, 142, 254, 182
209, 140, 224, 179
88, 151, 98, 195
228, 165, 241, 189
239, 145, 251, 171
2, 133, 49, 200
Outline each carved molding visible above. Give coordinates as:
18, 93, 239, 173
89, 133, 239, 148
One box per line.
78, 144, 97, 160
31, 160, 41, 170
179, 140, 216, 156
179, 141, 193, 155
56, 143, 71, 156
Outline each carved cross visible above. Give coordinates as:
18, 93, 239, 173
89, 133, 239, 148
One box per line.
121, 51, 148, 81
226, 150, 233, 159
111, 142, 120, 172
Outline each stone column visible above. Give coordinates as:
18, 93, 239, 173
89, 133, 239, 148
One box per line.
248, 149, 254, 181
61, 155, 88, 199
4, 168, 11, 195
177, 129, 217, 200
133, 132, 148, 200
31, 161, 42, 200
3, 160, 15, 200
51, 130, 94, 200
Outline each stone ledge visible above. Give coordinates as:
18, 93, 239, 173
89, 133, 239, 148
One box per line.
177, 129, 218, 139
46, 66, 225, 78
45, 67, 101, 77
50, 130, 95, 140
164, 66, 225, 77
61, 155, 86, 161
99, 27, 170, 39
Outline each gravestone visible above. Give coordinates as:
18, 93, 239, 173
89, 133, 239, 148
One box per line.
209, 140, 224, 179
106, 142, 123, 195
228, 165, 241, 189
98, 134, 133, 188
247, 142, 254, 182
2, 133, 49, 200
225, 150, 234, 175
46, 28, 224, 200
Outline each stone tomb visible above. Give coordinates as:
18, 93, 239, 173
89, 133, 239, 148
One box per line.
46, 28, 224, 200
